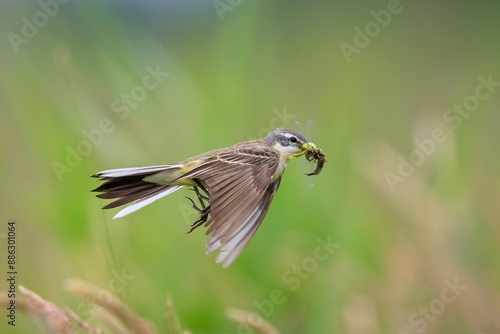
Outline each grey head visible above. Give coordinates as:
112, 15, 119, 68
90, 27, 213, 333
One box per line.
264, 128, 308, 149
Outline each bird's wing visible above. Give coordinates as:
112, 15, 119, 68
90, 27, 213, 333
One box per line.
179, 143, 281, 267
210, 177, 281, 267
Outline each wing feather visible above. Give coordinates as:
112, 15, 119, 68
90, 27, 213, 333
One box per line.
215, 178, 281, 267
179, 143, 281, 265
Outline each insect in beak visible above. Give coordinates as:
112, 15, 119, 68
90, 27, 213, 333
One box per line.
300, 143, 327, 176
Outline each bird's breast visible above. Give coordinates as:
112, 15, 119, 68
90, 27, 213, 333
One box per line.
271, 159, 288, 182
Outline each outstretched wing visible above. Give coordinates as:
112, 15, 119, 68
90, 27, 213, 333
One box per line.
180, 143, 281, 267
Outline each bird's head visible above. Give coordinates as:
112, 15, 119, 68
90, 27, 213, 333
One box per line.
264, 128, 312, 160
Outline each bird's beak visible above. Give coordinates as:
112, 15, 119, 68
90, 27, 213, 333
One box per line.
300, 142, 317, 151
290, 142, 316, 159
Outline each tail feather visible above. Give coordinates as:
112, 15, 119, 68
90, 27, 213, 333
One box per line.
112, 185, 182, 219
92, 165, 183, 218
101, 184, 160, 209
93, 164, 181, 178
97, 183, 156, 200
93, 175, 151, 193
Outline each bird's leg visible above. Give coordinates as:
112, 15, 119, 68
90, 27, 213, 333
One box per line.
193, 179, 210, 198
192, 187, 209, 207
184, 196, 203, 213
186, 180, 211, 233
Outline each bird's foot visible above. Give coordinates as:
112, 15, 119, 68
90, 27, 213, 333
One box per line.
185, 181, 211, 233
187, 205, 210, 233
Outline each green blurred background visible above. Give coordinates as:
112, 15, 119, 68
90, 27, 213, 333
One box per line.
1, 0, 500, 333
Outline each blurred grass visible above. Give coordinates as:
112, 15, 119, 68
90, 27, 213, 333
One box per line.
1, 0, 500, 333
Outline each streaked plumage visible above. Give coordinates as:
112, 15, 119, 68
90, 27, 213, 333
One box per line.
92, 128, 311, 267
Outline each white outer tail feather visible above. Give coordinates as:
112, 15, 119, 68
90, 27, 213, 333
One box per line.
94, 165, 184, 219
96, 164, 182, 178
113, 185, 183, 219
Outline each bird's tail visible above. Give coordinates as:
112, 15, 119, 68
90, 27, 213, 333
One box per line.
92, 165, 183, 219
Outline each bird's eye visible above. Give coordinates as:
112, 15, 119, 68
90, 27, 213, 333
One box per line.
290, 136, 297, 143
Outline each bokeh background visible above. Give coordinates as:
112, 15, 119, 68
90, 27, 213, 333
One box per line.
1, 1, 500, 333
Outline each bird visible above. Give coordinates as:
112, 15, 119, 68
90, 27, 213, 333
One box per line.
92, 128, 322, 267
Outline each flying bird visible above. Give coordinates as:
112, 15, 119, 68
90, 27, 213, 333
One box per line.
92, 128, 325, 267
